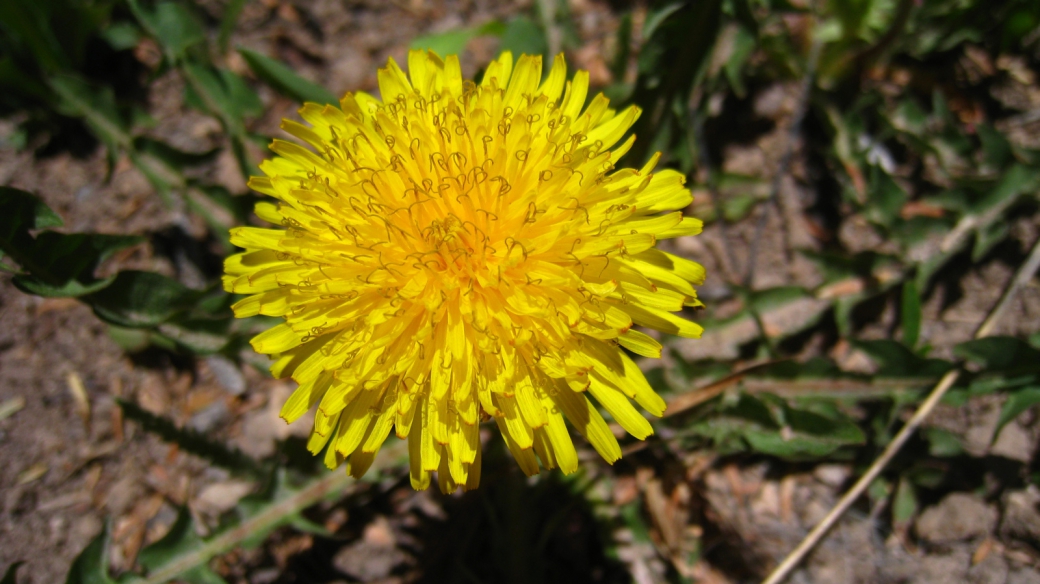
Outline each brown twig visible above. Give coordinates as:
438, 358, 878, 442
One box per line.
760, 233, 1040, 584
663, 359, 790, 418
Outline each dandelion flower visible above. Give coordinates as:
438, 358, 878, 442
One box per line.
224, 50, 704, 493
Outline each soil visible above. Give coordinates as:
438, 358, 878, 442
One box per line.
1, 1, 1039, 583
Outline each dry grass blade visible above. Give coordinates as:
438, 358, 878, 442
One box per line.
761, 233, 1040, 584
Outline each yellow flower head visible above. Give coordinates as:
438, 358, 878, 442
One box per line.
225, 50, 704, 493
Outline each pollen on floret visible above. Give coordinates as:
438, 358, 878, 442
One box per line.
224, 49, 705, 493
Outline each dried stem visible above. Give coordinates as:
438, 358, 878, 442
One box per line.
761, 233, 1040, 584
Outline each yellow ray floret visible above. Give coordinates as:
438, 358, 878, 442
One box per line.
225, 50, 705, 492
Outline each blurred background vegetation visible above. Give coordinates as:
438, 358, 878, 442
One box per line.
1, 0, 1039, 582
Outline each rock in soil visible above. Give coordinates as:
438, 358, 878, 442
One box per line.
916, 493, 998, 544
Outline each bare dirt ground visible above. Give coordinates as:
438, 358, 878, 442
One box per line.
2, 1, 1040, 583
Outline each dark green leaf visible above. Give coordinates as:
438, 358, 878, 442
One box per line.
729, 0, 759, 37
219, 70, 263, 118
642, 2, 685, 41
10, 230, 142, 298
977, 124, 1012, 168
901, 280, 921, 349
954, 337, 1040, 374
410, 29, 480, 57
118, 399, 265, 477
610, 14, 632, 82
723, 25, 756, 98
499, 16, 548, 59
133, 137, 221, 170
0, 188, 63, 248
236, 469, 327, 549
65, 523, 117, 584
867, 165, 907, 227
238, 48, 338, 105
1, 562, 23, 584
801, 250, 896, 284
720, 192, 760, 221
746, 286, 809, 313
970, 163, 1038, 215
87, 271, 201, 328
972, 220, 1009, 261
892, 477, 918, 524
128, 0, 206, 61
13, 272, 117, 298
853, 340, 953, 377
748, 357, 845, 379
994, 387, 1040, 442
743, 411, 865, 458
107, 325, 153, 353
922, 427, 963, 457
219, 0, 247, 52
48, 74, 132, 152
0, 1, 69, 73
157, 317, 232, 354
100, 23, 141, 51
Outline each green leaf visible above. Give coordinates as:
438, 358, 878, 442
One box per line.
0, 1, 69, 73
746, 286, 809, 313
65, 523, 117, 584
48, 74, 132, 154
157, 317, 232, 355
118, 399, 265, 477
87, 271, 201, 328
922, 427, 963, 457
994, 387, 1040, 442
609, 13, 632, 82
498, 16, 548, 59
132, 137, 221, 170
9, 230, 142, 298
729, 0, 759, 37
892, 477, 918, 524
218, 0, 247, 52
901, 280, 921, 349
642, 2, 685, 40
970, 163, 1038, 215
720, 192, 760, 221
100, 22, 141, 51
236, 469, 329, 549
138, 509, 228, 584
128, 0, 206, 61
238, 48, 338, 105
0, 188, 63, 250
972, 220, 1009, 261
866, 165, 907, 227
410, 29, 480, 57
954, 337, 1040, 374
13, 272, 117, 298
977, 124, 1012, 168
853, 340, 953, 377
724, 25, 756, 98
802, 250, 896, 284
2, 562, 23, 584
107, 325, 153, 353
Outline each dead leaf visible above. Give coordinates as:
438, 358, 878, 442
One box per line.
18, 462, 48, 485
0, 396, 26, 422
900, 201, 946, 219
66, 371, 91, 430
